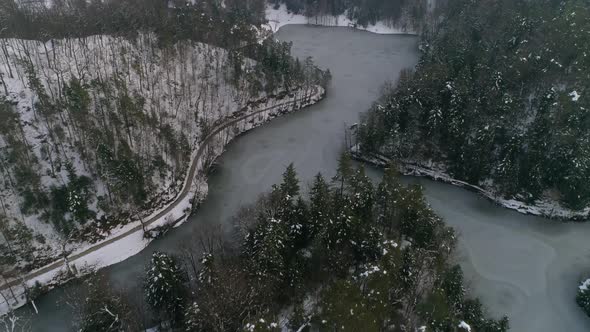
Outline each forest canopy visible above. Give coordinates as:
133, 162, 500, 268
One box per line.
77, 160, 509, 331
0, 0, 328, 272
356, 0, 590, 211
267, 0, 433, 30
0, 0, 267, 46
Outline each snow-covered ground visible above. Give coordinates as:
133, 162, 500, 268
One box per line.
0, 84, 325, 316
351, 147, 590, 221
458, 321, 472, 331
0, 33, 255, 268
0, 29, 326, 315
265, 4, 417, 35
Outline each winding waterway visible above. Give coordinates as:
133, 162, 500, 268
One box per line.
21, 25, 590, 331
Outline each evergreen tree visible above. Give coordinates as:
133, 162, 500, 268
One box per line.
318, 279, 381, 331
145, 251, 188, 326
197, 252, 216, 286
183, 302, 205, 331
289, 196, 310, 248
375, 163, 403, 234
349, 165, 374, 219
280, 163, 300, 199
243, 214, 289, 291
277, 163, 301, 233
332, 152, 354, 197
577, 279, 590, 317
309, 173, 331, 237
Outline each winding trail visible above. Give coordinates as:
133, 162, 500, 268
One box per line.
0, 86, 323, 296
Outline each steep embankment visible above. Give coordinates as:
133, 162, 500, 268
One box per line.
0, 83, 324, 316
0, 31, 325, 313
0, 34, 247, 266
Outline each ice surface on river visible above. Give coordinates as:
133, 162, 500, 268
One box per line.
18, 25, 590, 332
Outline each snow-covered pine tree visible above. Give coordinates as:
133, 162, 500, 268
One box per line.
244, 215, 288, 289
183, 302, 205, 332
308, 173, 331, 238
375, 162, 403, 235
349, 165, 374, 219
280, 163, 300, 199
332, 152, 354, 198
145, 251, 188, 326
577, 278, 590, 317
277, 163, 305, 245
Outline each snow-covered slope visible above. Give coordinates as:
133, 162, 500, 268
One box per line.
0, 34, 237, 267
0, 29, 326, 314
0, 84, 325, 316
0, 32, 319, 276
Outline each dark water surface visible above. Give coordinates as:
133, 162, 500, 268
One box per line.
24, 25, 590, 332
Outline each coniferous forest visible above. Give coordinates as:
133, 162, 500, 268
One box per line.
76, 159, 508, 332
267, 0, 436, 31
2, 0, 590, 330
356, 0, 590, 212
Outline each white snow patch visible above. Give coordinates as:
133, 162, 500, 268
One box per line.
570, 90, 581, 102
458, 321, 471, 331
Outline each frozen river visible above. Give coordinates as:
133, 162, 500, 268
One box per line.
23, 25, 590, 331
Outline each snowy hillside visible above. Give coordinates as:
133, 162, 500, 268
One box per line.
0, 32, 321, 276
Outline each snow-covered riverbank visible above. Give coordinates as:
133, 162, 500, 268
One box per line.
0, 86, 325, 316
352, 148, 590, 221
266, 4, 417, 35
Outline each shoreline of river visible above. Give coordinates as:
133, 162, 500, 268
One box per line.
266, 4, 419, 36
17, 25, 590, 332
0, 86, 326, 316
352, 149, 590, 222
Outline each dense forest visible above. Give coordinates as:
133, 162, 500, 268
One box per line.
0, 0, 265, 45
74, 159, 508, 331
267, 0, 437, 31
0, 0, 327, 275
356, 0, 590, 211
